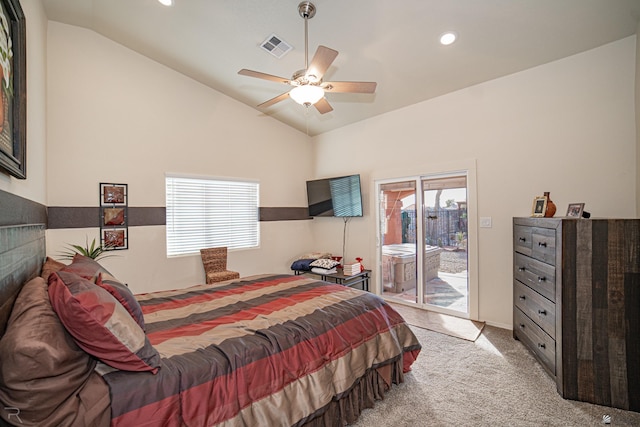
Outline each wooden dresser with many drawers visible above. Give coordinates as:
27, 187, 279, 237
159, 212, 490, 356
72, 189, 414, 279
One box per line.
513, 217, 639, 412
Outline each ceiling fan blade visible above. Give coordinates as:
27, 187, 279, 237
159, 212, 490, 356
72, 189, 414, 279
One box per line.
323, 81, 377, 93
238, 69, 291, 85
257, 92, 290, 108
305, 45, 338, 81
314, 97, 333, 114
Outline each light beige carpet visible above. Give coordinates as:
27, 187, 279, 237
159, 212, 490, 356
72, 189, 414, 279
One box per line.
390, 302, 485, 341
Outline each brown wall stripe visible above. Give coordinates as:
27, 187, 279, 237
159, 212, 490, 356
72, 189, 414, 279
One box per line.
46, 206, 310, 229
0, 189, 47, 227
259, 207, 310, 221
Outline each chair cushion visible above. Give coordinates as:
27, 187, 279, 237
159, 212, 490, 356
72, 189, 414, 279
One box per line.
206, 270, 240, 284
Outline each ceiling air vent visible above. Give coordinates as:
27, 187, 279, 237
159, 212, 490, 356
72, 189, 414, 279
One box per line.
260, 34, 292, 59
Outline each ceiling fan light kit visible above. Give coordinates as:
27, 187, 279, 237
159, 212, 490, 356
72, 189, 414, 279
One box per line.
290, 85, 325, 106
238, 1, 377, 114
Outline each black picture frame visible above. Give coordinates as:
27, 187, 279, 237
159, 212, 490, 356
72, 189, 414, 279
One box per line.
99, 182, 129, 250
0, 0, 26, 179
103, 228, 128, 250
100, 183, 128, 206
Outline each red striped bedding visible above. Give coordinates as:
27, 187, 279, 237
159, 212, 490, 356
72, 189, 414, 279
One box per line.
98, 274, 421, 426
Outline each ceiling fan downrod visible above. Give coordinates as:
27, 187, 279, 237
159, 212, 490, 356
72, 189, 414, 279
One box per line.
298, 1, 316, 72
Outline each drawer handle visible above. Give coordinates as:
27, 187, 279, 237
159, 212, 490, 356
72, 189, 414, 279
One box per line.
518, 296, 526, 301
538, 309, 547, 316
518, 267, 525, 272
519, 323, 525, 329
538, 242, 547, 247
518, 237, 526, 242
537, 276, 546, 282
537, 343, 546, 349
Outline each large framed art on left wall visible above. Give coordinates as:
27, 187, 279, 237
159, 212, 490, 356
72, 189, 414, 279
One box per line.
0, 0, 25, 179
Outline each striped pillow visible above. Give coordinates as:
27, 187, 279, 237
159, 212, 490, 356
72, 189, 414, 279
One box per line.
62, 255, 145, 330
48, 271, 160, 374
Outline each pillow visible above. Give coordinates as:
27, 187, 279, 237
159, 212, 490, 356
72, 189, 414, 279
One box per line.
290, 258, 315, 271
297, 251, 332, 260
309, 258, 340, 270
40, 256, 66, 280
311, 267, 338, 275
48, 271, 160, 374
62, 255, 145, 330
0, 277, 108, 426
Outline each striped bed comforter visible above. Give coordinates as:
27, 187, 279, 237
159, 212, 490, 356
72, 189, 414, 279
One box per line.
100, 274, 421, 426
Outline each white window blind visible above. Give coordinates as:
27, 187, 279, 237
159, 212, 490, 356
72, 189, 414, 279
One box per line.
165, 175, 259, 257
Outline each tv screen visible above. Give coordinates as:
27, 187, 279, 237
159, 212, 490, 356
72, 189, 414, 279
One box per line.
306, 175, 363, 217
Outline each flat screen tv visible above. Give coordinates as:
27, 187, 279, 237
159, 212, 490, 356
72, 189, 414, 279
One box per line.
306, 174, 363, 217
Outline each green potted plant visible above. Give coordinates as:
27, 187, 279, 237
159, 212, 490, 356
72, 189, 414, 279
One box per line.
59, 237, 116, 261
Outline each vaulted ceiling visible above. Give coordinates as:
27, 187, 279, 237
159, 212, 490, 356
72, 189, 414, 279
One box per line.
42, 0, 639, 136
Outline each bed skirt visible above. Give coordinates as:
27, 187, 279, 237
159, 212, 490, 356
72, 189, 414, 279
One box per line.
299, 354, 410, 427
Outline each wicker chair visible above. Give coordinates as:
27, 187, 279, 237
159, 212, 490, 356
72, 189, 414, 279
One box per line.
200, 247, 240, 284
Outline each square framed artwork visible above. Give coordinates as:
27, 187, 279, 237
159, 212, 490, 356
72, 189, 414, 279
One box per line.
102, 228, 128, 250
531, 196, 547, 217
566, 203, 585, 218
102, 207, 126, 226
100, 183, 127, 206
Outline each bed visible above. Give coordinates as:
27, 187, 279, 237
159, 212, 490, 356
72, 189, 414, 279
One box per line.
0, 224, 421, 426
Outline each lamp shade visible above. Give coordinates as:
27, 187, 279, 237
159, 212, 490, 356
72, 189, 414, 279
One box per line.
289, 84, 325, 105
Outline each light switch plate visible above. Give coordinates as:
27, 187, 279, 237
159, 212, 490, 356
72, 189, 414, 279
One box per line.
480, 217, 492, 228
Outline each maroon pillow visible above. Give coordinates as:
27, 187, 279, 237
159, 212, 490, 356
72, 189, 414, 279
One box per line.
48, 271, 160, 374
62, 255, 145, 330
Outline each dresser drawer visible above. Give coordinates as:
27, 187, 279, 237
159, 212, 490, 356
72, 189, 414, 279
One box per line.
514, 253, 556, 302
531, 227, 556, 265
514, 225, 533, 256
514, 280, 556, 339
514, 307, 556, 375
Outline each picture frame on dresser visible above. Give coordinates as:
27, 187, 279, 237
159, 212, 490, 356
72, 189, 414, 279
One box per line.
565, 203, 584, 218
531, 196, 547, 217
0, 0, 26, 179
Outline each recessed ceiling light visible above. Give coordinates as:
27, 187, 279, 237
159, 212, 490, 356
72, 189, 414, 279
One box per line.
439, 31, 457, 46
158, 0, 173, 6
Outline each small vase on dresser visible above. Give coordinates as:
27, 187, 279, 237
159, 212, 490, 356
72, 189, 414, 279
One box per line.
543, 191, 556, 217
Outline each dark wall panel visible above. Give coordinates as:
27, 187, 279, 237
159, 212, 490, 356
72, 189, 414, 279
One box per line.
0, 189, 47, 227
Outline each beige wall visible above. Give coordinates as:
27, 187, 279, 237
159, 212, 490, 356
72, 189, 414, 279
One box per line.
13, 9, 638, 328
45, 22, 316, 293
0, 0, 48, 203
312, 36, 637, 328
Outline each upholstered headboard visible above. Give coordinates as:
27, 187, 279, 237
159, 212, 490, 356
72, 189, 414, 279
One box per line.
0, 224, 46, 337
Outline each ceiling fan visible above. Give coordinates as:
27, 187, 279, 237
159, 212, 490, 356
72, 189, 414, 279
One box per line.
238, 1, 377, 114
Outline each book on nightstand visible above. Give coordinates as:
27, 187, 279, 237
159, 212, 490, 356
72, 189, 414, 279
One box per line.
342, 263, 361, 276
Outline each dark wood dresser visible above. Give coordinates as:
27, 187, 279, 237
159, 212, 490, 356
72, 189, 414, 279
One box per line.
513, 217, 640, 412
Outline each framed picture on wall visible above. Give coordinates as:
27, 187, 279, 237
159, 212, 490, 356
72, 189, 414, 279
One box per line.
0, 0, 26, 179
103, 228, 128, 250
102, 207, 126, 226
100, 183, 127, 206
531, 196, 547, 217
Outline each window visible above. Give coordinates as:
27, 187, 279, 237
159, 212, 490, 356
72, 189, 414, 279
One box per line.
165, 175, 259, 257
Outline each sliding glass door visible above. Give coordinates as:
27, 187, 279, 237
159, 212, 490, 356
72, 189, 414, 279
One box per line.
379, 180, 418, 303
422, 175, 468, 313
377, 173, 470, 316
